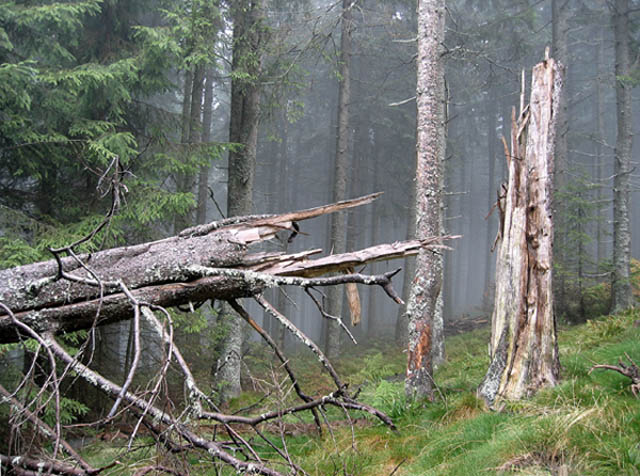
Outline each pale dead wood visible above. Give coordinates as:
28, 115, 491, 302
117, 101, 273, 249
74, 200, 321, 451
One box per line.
0, 188, 442, 475
0, 234, 454, 344
479, 56, 563, 406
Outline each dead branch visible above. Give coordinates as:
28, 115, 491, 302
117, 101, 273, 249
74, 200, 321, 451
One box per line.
589, 353, 640, 397
0, 384, 96, 474
0, 190, 452, 475
0, 454, 93, 476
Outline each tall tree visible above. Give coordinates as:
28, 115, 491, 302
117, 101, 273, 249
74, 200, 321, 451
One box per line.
405, 0, 446, 399
552, 0, 570, 314
216, 0, 266, 401
325, 0, 354, 360
610, 0, 634, 312
197, 68, 216, 225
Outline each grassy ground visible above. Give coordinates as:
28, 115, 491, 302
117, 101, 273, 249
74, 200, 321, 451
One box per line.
283, 309, 640, 476
82, 309, 640, 475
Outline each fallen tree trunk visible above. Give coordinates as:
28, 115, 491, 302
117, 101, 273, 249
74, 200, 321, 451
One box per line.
0, 191, 455, 476
0, 193, 451, 343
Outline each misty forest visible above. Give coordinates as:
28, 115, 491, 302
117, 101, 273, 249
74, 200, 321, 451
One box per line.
1, 0, 640, 475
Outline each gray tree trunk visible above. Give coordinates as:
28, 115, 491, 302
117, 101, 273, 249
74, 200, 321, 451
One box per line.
595, 26, 606, 269
275, 106, 290, 350
552, 0, 569, 314
394, 173, 415, 347
325, 0, 353, 360
197, 68, 216, 225
174, 70, 194, 233
611, 0, 634, 312
217, 0, 264, 401
405, 0, 445, 399
0, 194, 439, 345
483, 82, 498, 311
478, 56, 562, 406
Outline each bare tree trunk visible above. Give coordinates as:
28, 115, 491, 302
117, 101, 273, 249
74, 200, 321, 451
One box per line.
483, 82, 498, 311
611, 0, 634, 312
552, 0, 569, 316
366, 212, 380, 338
595, 26, 606, 270
174, 70, 193, 233
275, 106, 290, 350
478, 56, 563, 406
405, 0, 445, 399
394, 173, 415, 347
325, 0, 353, 360
0, 194, 448, 344
197, 68, 216, 225
217, 0, 264, 401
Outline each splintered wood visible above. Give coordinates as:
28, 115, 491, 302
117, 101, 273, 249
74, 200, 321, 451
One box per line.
0, 193, 452, 343
478, 55, 563, 406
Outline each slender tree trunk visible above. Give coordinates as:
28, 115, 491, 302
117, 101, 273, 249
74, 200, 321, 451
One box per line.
483, 82, 498, 311
478, 57, 562, 406
174, 70, 193, 233
216, 0, 264, 401
405, 0, 445, 399
325, 0, 353, 360
275, 106, 290, 350
345, 129, 363, 336
552, 0, 569, 315
611, 0, 634, 312
595, 26, 606, 269
197, 68, 216, 225
175, 65, 204, 232
395, 174, 415, 347
367, 143, 381, 339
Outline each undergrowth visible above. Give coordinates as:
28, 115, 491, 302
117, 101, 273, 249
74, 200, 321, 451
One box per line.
80, 309, 640, 475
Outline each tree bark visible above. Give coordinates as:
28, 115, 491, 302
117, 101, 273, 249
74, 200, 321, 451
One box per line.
325, 0, 353, 360
595, 25, 606, 269
196, 68, 216, 225
483, 81, 498, 311
478, 56, 562, 406
611, 0, 634, 312
0, 194, 452, 344
405, 0, 445, 399
217, 0, 265, 401
552, 0, 570, 316
395, 173, 415, 347
173, 70, 194, 233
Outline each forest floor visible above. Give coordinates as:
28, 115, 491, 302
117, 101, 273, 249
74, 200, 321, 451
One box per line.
81, 308, 640, 476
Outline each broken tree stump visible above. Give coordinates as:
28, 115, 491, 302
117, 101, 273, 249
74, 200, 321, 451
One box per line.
478, 53, 563, 406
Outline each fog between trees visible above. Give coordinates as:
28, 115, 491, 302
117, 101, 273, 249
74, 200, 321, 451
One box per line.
0, 0, 638, 399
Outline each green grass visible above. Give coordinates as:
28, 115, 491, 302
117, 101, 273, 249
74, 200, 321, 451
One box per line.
81, 309, 640, 475
278, 309, 640, 476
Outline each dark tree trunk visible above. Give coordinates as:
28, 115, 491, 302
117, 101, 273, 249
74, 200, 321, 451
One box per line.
611, 0, 634, 312
595, 26, 606, 269
551, 0, 570, 315
483, 82, 498, 311
197, 68, 216, 225
216, 0, 265, 401
325, 0, 353, 360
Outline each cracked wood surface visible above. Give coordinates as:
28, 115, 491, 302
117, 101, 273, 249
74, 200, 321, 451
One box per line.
0, 194, 450, 344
